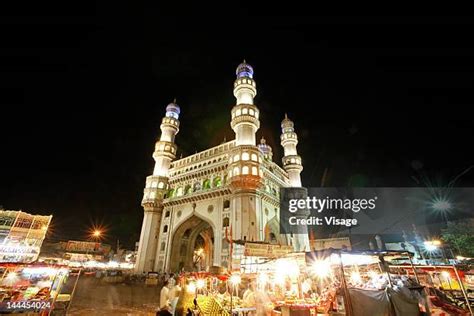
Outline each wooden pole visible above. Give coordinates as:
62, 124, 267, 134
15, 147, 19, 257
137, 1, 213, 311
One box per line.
65, 268, 82, 315
452, 264, 473, 315
338, 252, 353, 316
406, 252, 420, 284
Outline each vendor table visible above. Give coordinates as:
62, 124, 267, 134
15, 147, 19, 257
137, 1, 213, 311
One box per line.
280, 305, 312, 316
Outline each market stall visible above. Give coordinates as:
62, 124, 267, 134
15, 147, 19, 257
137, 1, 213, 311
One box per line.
174, 249, 474, 315
298, 250, 427, 315
0, 263, 69, 315
389, 264, 473, 315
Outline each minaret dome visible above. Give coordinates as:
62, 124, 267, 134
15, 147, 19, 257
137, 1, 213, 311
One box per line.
281, 113, 294, 133
258, 137, 273, 161
236, 60, 254, 79
165, 99, 180, 119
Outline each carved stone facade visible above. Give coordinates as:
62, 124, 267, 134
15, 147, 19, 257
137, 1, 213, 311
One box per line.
135, 62, 309, 273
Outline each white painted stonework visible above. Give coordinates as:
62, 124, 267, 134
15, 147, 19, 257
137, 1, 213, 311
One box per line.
135, 62, 309, 273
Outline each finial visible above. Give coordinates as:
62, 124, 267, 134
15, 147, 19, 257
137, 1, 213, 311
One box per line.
173, 97, 177, 104
243, 59, 246, 64
260, 136, 266, 144
284, 113, 288, 119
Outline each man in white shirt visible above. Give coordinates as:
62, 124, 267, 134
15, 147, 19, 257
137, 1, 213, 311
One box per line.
168, 283, 181, 315
159, 280, 172, 315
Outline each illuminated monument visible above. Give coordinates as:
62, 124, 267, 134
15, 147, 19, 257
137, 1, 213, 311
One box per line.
135, 61, 309, 273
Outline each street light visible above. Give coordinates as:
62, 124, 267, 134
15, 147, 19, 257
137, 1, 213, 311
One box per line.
424, 240, 439, 252
424, 240, 449, 264
88, 225, 105, 241
85, 228, 105, 263
431, 240, 441, 246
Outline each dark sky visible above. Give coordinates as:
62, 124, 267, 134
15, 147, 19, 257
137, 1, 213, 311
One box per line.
1, 13, 474, 248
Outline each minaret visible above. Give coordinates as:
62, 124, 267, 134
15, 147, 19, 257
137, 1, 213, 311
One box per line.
281, 114, 310, 251
135, 100, 180, 273
280, 114, 303, 187
228, 61, 264, 242
231, 60, 259, 146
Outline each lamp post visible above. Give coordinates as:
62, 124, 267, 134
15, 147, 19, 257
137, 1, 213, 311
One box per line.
85, 229, 104, 263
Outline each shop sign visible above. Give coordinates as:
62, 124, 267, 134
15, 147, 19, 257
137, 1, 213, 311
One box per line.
243, 243, 293, 258
0, 245, 38, 254
65, 241, 99, 252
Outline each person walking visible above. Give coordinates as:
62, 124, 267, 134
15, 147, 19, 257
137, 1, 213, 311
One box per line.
158, 280, 172, 315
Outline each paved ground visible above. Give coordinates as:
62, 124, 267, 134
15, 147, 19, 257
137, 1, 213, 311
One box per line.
62, 275, 162, 316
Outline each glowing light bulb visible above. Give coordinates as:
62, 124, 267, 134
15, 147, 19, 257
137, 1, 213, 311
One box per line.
230, 274, 241, 286
187, 282, 196, 293
196, 279, 206, 289
311, 259, 332, 278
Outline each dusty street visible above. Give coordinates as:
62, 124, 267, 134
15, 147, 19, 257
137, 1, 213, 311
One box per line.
63, 275, 161, 315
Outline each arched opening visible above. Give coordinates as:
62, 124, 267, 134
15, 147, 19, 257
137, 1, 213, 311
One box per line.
184, 184, 192, 195
213, 176, 222, 187
193, 181, 202, 191
264, 216, 286, 245
270, 233, 277, 242
223, 217, 230, 227
203, 179, 211, 189
169, 215, 214, 273
184, 228, 192, 238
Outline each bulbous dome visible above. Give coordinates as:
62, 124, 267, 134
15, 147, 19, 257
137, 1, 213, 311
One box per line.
258, 137, 273, 160
258, 137, 272, 152
281, 113, 294, 129
165, 99, 180, 119
236, 60, 254, 79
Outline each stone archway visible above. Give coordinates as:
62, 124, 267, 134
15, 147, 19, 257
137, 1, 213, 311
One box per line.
169, 215, 214, 273
264, 216, 287, 245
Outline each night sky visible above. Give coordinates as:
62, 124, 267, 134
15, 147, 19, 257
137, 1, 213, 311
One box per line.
1, 13, 474, 248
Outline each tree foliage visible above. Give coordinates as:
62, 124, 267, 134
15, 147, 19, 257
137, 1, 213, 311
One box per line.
441, 221, 474, 257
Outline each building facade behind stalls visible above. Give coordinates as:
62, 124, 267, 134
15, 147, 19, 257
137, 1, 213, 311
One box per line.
135, 62, 310, 273
0, 209, 52, 263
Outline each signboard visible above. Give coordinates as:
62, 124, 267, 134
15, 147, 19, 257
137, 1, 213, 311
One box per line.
243, 243, 293, 258
310, 237, 351, 251
65, 241, 99, 252
0, 245, 39, 254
